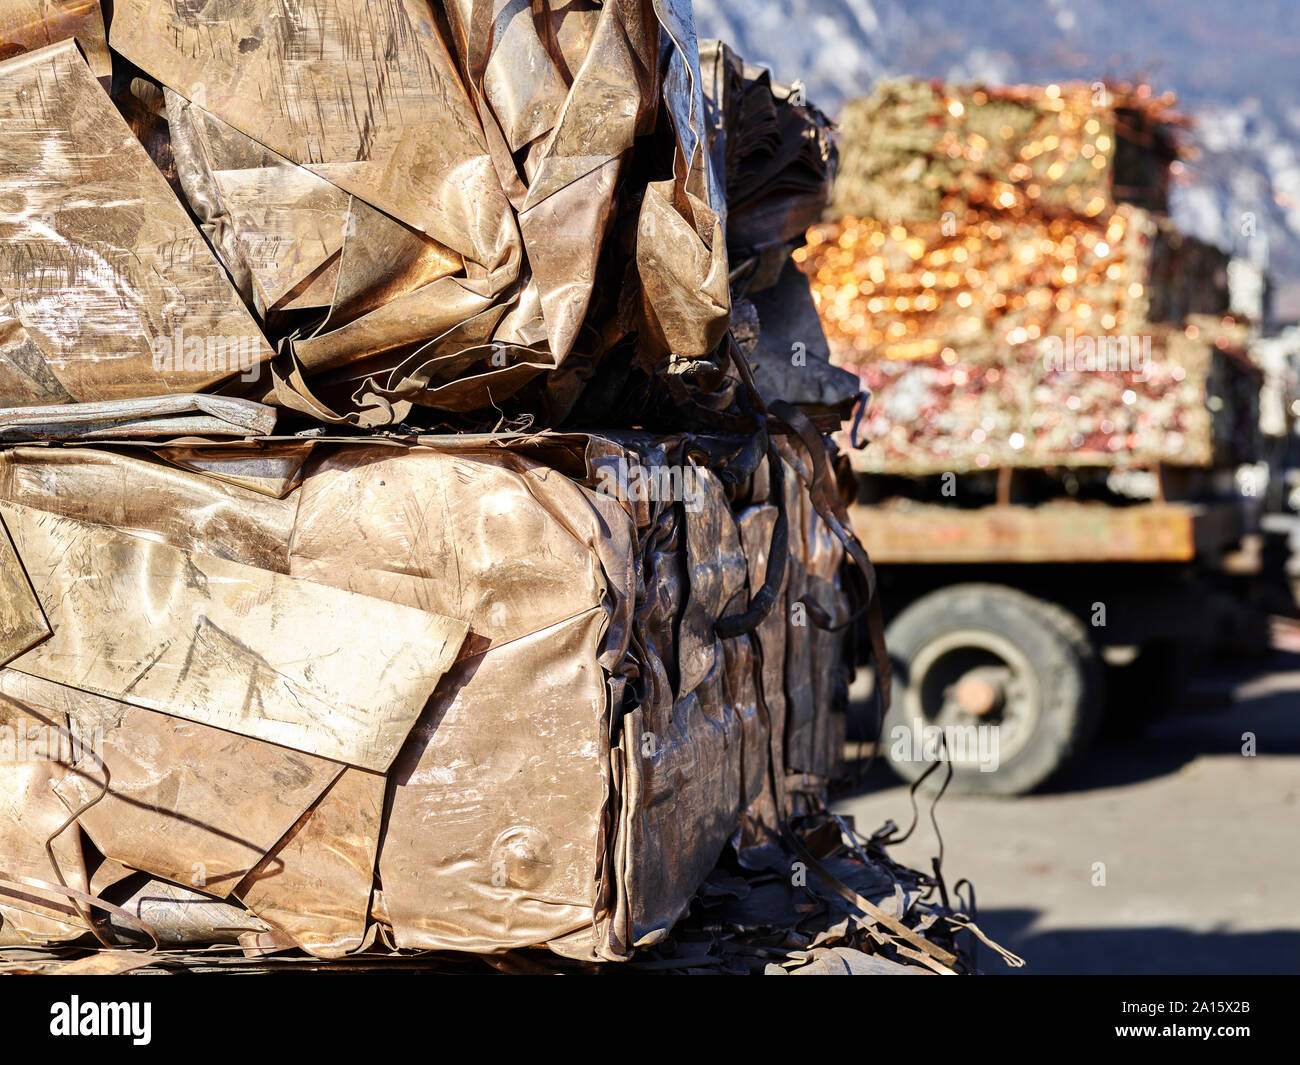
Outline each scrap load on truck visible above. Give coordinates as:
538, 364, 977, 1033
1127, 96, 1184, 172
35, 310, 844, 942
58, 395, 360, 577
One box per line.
0, 1, 997, 974
801, 79, 1268, 796
800, 80, 1259, 474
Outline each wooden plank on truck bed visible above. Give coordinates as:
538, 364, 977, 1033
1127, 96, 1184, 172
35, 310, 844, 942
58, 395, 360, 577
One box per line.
850, 500, 1241, 564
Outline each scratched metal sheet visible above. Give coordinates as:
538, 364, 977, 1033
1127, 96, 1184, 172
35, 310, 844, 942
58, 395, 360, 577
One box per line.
0, 287, 68, 407
381, 608, 613, 955
0, 695, 91, 946
610, 470, 750, 953
236, 766, 386, 957
288, 444, 610, 642
0, 506, 46, 666
110, 0, 509, 255
285, 441, 634, 956
0, 42, 275, 404
166, 89, 350, 317
0, 444, 300, 571
155, 440, 316, 499
735, 500, 789, 855
111, 0, 728, 423
0, 394, 276, 441
0, 0, 110, 77
0, 670, 345, 899
3, 501, 468, 771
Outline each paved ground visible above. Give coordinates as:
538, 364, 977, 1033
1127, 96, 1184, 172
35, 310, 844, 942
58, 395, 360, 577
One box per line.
833, 645, 1300, 975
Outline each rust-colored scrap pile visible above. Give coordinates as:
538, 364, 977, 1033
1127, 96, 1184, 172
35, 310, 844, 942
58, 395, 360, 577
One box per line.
798, 79, 1259, 474
0, 2, 983, 974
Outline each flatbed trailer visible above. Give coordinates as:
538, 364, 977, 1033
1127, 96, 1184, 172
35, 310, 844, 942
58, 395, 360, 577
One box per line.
849, 492, 1265, 795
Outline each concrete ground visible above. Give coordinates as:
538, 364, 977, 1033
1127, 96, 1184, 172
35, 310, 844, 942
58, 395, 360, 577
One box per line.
833, 643, 1300, 975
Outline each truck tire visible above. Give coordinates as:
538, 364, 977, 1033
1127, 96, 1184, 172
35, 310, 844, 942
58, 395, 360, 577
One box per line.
880, 583, 1103, 796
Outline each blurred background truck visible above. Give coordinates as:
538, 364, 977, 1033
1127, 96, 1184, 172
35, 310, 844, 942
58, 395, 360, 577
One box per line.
796, 80, 1299, 795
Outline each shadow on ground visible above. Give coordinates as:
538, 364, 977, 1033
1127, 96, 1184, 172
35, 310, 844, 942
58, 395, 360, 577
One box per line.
970, 909, 1300, 975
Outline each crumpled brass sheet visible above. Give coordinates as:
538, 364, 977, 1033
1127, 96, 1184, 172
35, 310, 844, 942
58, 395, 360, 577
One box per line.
0, 669, 345, 899
778, 451, 815, 773
0, 394, 277, 441
777, 440, 826, 774
111, 0, 728, 423
110, 0, 508, 252
383, 609, 612, 955
678, 466, 749, 698
106, 878, 272, 945
0, 444, 300, 570
0, 696, 91, 946
776, 438, 850, 779
236, 767, 385, 959
0, 507, 46, 666
288, 444, 615, 643
0, 433, 855, 960
112, 0, 524, 421
0, 287, 68, 407
734, 501, 789, 858
0, 42, 275, 404
165, 89, 350, 318
2, 501, 468, 771
698, 40, 836, 261
0, 0, 110, 78
745, 262, 860, 411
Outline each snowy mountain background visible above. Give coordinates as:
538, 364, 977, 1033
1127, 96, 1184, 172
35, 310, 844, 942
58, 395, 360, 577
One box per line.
693, 0, 1300, 320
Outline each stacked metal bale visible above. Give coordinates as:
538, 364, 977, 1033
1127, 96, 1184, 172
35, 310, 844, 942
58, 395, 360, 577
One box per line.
0, 2, 981, 973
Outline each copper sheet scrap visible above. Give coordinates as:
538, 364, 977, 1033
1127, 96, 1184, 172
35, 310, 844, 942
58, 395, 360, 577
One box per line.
0, 444, 300, 571
156, 440, 315, 499
0, 696, 90, 945
0, 395, 277, 440
288, 444, 610, 638
111, 0, 728, 422
0, 506, 46, 666
236, 767, 386, 958
0, 287, 69, 407
165, 89, 351, 317
381, 608, 612, 955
